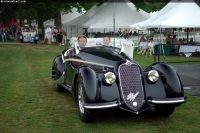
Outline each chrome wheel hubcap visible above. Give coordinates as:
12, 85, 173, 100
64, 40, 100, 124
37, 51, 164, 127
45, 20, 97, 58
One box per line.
78, 84, 84, 114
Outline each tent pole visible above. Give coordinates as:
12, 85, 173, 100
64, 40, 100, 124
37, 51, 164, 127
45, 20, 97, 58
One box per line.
113, 2, 116, 46
160, 28, 165, 58
71, 27, 72, 38
65, 27, 68, 38
159, 28, 161, 57
187, 28, 189, 44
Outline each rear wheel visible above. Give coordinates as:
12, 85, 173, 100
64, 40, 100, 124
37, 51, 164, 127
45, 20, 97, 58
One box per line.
76, 78, 93, 122
154, 105, 175, 116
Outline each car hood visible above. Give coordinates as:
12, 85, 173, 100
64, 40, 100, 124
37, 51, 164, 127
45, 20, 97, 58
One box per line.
76, 47, 128, 71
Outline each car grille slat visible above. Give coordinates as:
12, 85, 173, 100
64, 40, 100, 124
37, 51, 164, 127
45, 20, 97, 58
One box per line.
118, 62, 144, 111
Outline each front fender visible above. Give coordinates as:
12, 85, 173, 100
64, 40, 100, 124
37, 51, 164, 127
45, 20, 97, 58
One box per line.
79, 67, 97, 102
145, 62, 184, 98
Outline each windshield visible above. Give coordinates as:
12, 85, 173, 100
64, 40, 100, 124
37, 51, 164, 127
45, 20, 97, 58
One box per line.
81, 46, 121, 55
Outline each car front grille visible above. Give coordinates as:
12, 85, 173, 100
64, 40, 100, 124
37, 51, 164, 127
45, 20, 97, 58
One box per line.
118, 62, 144, 111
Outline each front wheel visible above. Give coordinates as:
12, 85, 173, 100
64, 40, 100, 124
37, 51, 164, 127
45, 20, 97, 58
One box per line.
154, 105, 175, 117
76, 78, 93, 122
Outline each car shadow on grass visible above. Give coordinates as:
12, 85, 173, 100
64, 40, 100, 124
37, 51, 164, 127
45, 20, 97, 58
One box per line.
89, 107, 171, 123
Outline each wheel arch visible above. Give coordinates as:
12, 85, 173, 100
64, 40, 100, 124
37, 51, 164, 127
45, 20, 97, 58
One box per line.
150, 62, 184, 97
73, 67, 98, 102
52, 55, 65, 80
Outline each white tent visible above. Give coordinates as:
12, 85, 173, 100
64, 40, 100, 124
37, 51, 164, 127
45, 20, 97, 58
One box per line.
81, 0, 151, 28
61, 8, 85, 24
63, 5, 103, 38
130, 0, 200, 28
129, 1, 178, 28
148, 2, 200, 28
63, 5, 101, 27
43, 8, 83, 27
64, 0, 151, 29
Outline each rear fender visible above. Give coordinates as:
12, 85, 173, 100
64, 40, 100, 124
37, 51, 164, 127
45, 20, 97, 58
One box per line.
52, 55, 65, 80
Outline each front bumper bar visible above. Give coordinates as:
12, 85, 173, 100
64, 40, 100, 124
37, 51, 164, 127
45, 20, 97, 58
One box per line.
84, 97, 187, 110
147, 97, 187, 104
84, 101, 121, 109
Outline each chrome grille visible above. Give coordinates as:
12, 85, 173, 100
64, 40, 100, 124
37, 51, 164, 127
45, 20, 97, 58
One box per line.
118, 62, 144, 111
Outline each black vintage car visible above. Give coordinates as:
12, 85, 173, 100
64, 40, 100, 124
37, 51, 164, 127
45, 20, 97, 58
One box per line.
52, 43, 187, 122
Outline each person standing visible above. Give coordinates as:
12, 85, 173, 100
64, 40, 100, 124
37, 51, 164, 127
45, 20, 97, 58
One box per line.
1, 27, 7, 42
57, 29, 63, 46
172, 35, 178, 49
165, 34, 172, 44
147, 37, 155, 56
43, 27, 48, 43
46, 26, 52, 44
138, 35, 146, 51
52, 27, 58, 42
61, 28, 66, 45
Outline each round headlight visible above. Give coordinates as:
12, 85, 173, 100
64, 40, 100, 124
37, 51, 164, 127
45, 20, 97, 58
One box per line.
148, 70, 159, 82
104, 72, 116, 84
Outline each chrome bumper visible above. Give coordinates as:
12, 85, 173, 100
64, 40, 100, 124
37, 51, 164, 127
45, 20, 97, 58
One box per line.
84, 97, 187, 110
84, 101, 121, 109
147, 97, 187, 104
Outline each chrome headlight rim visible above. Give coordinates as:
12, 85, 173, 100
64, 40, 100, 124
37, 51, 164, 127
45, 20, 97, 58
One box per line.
104, 72, 116, 84
148, 70, 159, 82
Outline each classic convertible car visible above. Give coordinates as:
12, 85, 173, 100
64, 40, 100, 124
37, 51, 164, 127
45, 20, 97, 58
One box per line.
52, 43, 187, 122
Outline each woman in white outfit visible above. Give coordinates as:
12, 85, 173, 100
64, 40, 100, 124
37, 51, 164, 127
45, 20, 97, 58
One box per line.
147, 38, 155, 56
137, 35, 148, 55
46, 27, 52, 44
138, 35, 146, 50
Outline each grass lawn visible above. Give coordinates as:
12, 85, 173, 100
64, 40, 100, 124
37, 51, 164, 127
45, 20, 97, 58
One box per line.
0, 44, 200, 133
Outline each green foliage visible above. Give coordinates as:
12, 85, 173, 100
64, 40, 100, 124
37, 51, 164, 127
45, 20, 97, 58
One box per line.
0, 0, 166, 28
131, 0, 167, 13
195, 0, 200, 6
1, 0, 200, 29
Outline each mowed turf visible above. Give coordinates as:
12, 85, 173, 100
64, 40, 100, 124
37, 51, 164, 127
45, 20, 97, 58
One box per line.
0, 44, 200, 133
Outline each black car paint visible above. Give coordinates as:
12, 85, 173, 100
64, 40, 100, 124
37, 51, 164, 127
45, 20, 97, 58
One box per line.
144, 63, 184, 98
52, 46, 186, 115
